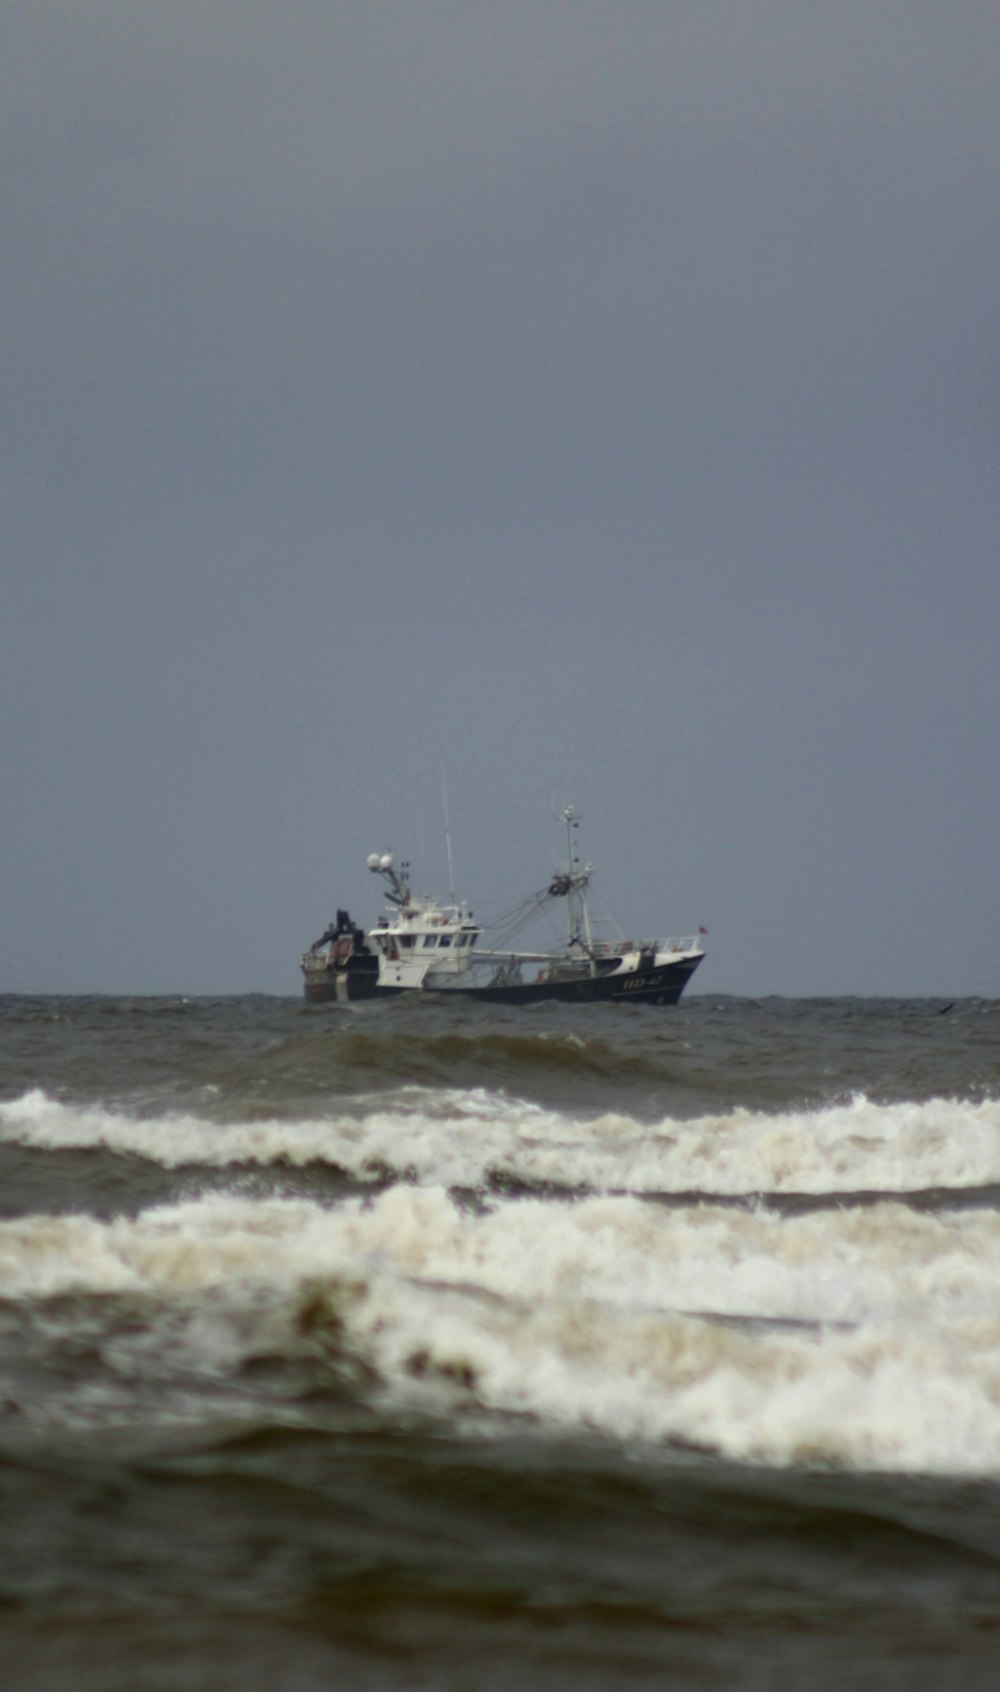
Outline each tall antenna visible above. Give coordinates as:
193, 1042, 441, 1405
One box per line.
441, 762, 456, 901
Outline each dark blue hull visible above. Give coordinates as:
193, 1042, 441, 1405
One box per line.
303, 952, 701, 1007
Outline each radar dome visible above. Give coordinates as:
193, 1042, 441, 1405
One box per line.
366, 853, 381, 870
379, 853, 394, 871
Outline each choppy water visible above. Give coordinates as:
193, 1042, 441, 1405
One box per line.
2, 993, 1000, 1689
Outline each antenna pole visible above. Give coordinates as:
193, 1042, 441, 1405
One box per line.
441, 763, 456, 902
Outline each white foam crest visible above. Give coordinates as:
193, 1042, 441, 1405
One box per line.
508, 1094, 1000, 1195
5, 1087, 1000, 1197
6, 1189, 1000, 1471
302, 1192, 1000, 1472
0, 1086, 540, 1182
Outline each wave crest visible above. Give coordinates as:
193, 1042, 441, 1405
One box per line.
4, 1187, 1000, 1473
3, 1087, 1000, 1197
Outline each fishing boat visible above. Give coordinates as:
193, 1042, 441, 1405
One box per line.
301, 809, 705, 1006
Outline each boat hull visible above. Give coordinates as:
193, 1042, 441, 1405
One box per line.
302, 952, 701, 1007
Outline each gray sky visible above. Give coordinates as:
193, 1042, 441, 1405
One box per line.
3, 1, 999, 997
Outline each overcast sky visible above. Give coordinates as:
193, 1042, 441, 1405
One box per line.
3, 2, 999, 996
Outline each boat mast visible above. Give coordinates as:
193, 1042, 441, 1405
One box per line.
562, 805, 596, 966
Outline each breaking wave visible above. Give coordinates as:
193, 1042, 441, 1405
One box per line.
4, 1186, 1000, 1473
3, 1087, 1000, 1197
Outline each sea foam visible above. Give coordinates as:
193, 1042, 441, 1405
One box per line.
3, 1186, 1000, 1473
3, 1086, 1000, 1196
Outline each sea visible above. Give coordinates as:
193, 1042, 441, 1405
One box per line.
2, 992, 1000, 1690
